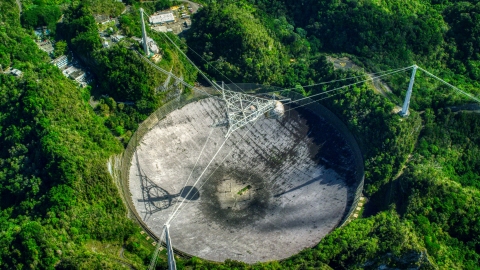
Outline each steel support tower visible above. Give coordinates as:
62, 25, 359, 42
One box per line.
140, 8, 149, 56
400, 65, 418, 117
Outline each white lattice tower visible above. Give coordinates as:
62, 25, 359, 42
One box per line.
216, 82, 277, 137
139, 8, 149, 56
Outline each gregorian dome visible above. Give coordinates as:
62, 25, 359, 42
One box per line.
265, 100, 285, 118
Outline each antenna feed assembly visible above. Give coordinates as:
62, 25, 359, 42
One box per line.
265, 100, 285, 119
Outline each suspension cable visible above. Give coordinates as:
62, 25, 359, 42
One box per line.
165, 132, 232, 225
140, 9, 219, 95
168, 127, 215, 219
283, 90, 349, 114
145, 7, 241, 92
262, 65, 414, 95
136, 50, 215, 97
417, 66, 480, 103
143, 9, 415, 99
161, 31, 222, 92
165, 30, 245, 92
284, 66, 413, 105
169, 118, 260, 224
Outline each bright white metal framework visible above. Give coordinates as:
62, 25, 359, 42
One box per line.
215, 82, 281, 137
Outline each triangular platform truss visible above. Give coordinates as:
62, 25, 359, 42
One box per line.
215, 82, 277, 137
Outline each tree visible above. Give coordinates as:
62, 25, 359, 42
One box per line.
54, 40, 67, 57
58, 4, 101, 57
155, 0, 171, 10
21, 5, 61, 30
186, 3, 287, 84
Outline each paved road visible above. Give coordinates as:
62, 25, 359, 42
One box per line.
141, 0, 201, 13
179, 0, 201, 13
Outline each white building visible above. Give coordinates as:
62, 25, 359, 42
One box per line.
138, 36, 160, 55
11, 69, 22, 77
69, 70, 86, 82
112, 34, 125, 42
149, 12, 175, 24
51, 55, 69, 69
36, 40, 54, 55
61, 65, 88, 87
145, 37, 159, 54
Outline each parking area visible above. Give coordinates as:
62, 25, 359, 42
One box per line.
149, 3, 196, 35
152, 18, 191, 34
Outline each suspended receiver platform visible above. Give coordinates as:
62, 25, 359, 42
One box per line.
215, 82, 286, 137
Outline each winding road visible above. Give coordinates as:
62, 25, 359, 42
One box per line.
179, 0, 201, 13
141, 0, 201, 13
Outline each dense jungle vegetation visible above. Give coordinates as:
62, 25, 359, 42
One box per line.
0, 0, 191, 268
184, 0, 480, 268
0, 0, 479, 269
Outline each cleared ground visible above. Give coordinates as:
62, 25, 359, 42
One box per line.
129, 97, 357, 263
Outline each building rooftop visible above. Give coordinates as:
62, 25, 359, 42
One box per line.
51, 55, 68, 66
112, 34, 125, 42
52, 55, 88, 87
11, 69, 22, 76
36, 40, 54, 55
141, 37, 160, 54
149, 12, 175, 24
69, 70, 85, 81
